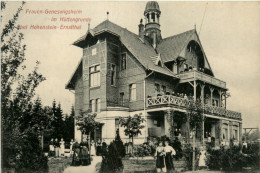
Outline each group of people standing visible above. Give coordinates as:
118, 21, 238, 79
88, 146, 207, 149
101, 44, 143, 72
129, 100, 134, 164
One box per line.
154, 141, 176, 173
49, 138, 66, 157
71, 138, 107, 166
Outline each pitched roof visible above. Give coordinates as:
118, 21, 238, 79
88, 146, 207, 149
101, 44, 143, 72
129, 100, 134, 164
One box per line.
157, 29, 196, 63
73, 20, 176, 77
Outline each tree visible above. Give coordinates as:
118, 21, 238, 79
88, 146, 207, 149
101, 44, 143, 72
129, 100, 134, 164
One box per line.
100, 141, 124, 173
52, 101, 65, 139
186, 99, 205, 171
76, 110, 100, 153
1, 1, 47, 171
114, 129, 126, 158
63, 106, 75, 141
119, 114, 145, 144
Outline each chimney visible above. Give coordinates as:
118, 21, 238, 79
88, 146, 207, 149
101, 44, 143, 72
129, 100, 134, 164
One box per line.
138, 19, 144, 39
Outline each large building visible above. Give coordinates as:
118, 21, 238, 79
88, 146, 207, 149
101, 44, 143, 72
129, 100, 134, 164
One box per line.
66, 1, 242, 145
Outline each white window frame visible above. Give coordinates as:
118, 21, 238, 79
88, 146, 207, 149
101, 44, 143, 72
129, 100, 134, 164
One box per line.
96, 98, 101, 112
90, 99, 95, 112
89, 64, 100, 87
129, 83, 136, 101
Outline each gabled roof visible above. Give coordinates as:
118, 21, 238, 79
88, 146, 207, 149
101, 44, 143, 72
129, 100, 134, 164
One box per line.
73, 20, 176, 78
157, 29, 196, 63
66, 59, 82, 89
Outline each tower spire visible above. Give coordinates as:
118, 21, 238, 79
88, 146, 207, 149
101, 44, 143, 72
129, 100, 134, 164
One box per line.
143, 1, 162, 48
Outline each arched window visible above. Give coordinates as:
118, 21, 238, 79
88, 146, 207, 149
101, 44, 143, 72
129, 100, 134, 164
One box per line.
151, 13, 155, 22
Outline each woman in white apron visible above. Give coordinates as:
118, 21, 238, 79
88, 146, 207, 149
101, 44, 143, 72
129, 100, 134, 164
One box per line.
90, 140, 96, 156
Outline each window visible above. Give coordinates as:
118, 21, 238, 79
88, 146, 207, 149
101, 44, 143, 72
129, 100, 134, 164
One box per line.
111, 64, 116, 86
90, 99, 95, 112
233, 128, 238, 140
96, 98, 101, 112
215, 100, 219, 107
120, 92, 124, 106
90, 65, 100, 87
155, 83, 160, 95
162, 85, 166, 95
120, 54, 126, 71
223, 128, 228, 140
92, 48, 97, 55
129, 84, 136, 101
115, 118, 119, 133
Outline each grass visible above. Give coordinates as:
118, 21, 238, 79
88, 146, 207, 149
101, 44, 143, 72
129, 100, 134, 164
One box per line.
48, 157, 72, 173
123, 159, 156, 173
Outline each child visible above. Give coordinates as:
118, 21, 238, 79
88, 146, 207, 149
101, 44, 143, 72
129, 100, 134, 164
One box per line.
198, 146, 207, 169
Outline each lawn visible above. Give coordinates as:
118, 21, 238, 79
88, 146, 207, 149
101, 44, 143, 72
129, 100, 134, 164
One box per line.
96, 157, 186, 173
48, 157, 72, 173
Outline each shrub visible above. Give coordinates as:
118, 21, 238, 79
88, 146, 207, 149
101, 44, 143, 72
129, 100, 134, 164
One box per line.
15, 131, 48, 172
133, 144, 152, 157
114, 129, 126, 158
206, 147, 222, 170
171, 139, 183, 160
183, 144, 199, 170
206, 144, 260, 171
100, 141, 123, 173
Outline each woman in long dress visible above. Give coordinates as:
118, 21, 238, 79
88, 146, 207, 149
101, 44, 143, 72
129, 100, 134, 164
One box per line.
60, 138, 65, 157
154, 141, 166, 173
164, 141, 176, 172
72, 140, 81, 166
96, 139, 102, 156
54, 138, 60, 157
70, 139, 74, 157
80, 138, 91, 166
90, 140, 96, 156
198, 146, 207, 169
49, 138, 55, 157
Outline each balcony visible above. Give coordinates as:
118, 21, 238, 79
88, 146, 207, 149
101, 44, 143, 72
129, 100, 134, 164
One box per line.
177, 70, 226, 89
107, 98, 129, 108
147, 95, 241, 120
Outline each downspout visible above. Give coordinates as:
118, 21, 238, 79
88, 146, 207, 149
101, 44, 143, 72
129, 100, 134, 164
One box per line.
144, 71, 154, 142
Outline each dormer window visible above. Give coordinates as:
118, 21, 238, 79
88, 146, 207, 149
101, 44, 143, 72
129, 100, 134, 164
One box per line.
154, 54, 163, 67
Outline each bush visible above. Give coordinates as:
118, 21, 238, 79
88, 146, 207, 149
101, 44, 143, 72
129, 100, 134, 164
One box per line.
114, 130, 126, 158
100, 141, 123, 173
206, 147, 222, 170
133, 144, 152, 157
207, 144, 260, 171
15, 131, 48, 172
171, 139, 183, 160
183, 144, 199, 170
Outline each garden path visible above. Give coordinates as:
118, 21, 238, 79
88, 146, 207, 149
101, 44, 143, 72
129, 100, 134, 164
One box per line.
63, 156, 102, 173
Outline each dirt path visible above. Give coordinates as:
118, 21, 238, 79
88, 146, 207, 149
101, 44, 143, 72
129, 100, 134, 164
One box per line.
63, 156, 102, 173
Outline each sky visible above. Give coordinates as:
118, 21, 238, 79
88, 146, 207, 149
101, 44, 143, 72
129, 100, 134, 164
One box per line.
2, 1, 260, 128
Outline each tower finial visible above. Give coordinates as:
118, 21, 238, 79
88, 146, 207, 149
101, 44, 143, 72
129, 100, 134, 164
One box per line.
140, 18, 143, 24
88, 22, 90, 31
107, 11, 109, 20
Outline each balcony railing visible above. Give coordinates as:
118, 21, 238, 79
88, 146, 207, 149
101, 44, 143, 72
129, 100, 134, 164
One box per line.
107, 98, 129, 108
147, 95, 241, 120
177, 70, 226, 89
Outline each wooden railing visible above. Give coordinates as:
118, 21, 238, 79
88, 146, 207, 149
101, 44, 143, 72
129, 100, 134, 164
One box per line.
177, 70, 226, 89
107, 98, 129, 107
147, 95, 241, 120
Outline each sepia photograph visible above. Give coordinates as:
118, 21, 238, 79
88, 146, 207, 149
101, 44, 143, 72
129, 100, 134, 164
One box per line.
1, 1, 260, 173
